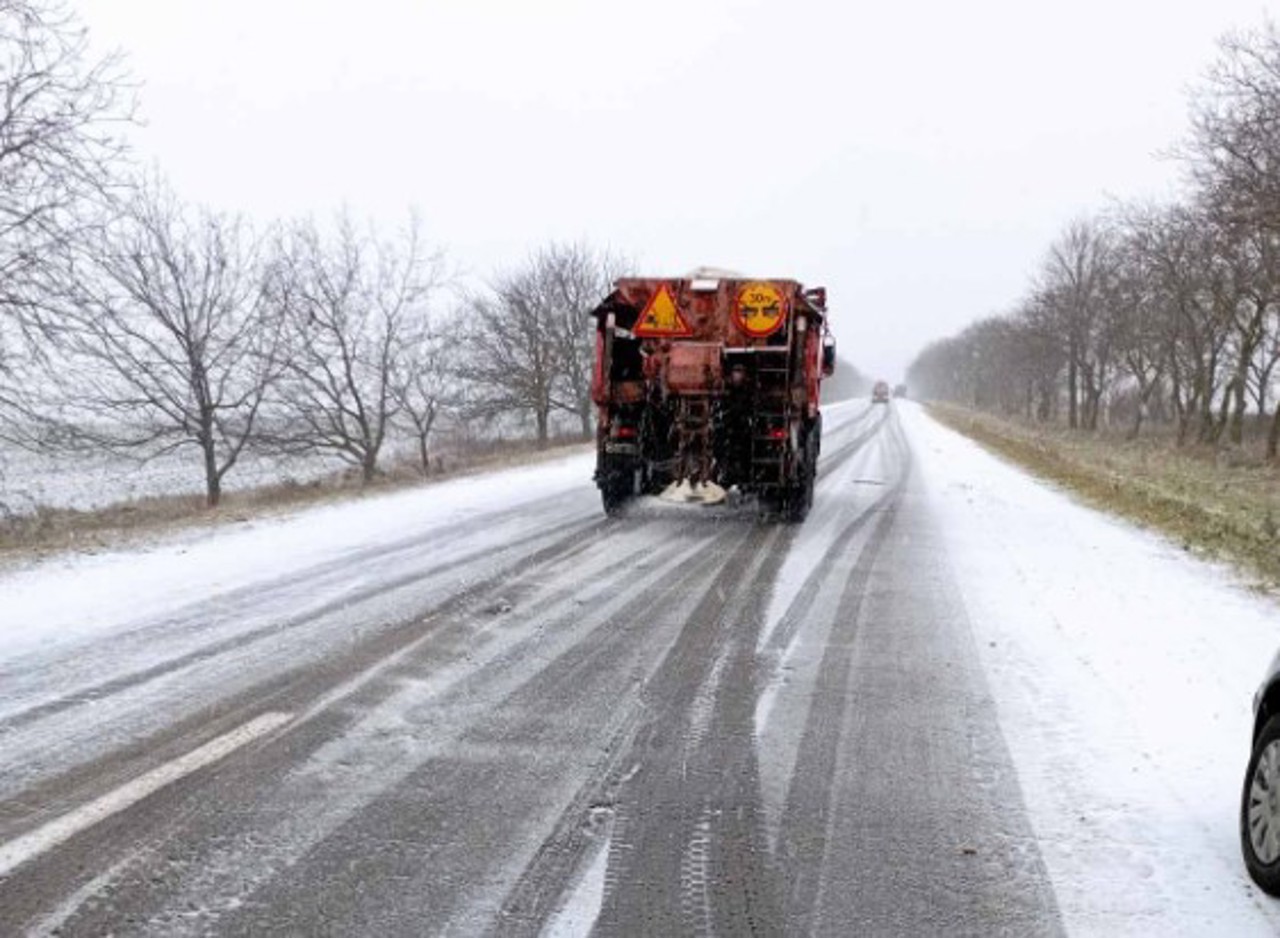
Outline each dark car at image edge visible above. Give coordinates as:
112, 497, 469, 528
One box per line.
1242, 650, 1280, 895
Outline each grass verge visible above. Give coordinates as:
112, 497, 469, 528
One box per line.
0, 437, 592, 562
927, 403, 1280, 591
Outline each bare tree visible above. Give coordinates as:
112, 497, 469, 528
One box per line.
1119, 204, 1229, 444
52, 179, 280, 507
0, 0, 133, 440
391, 317, 454, 476
1109, 224, 1166, 438
0, 0, 131, 335
1186, 23, 1280, 234
1210, 224, 1279, 445
1038, 218, 1118, 430
461, 276, 560, 446
462, 242, 622, 446
1186, 23, 1280, 456
542, 243, 629, 437
1250, 324, 1280, 431
266, 211, 444, 482
1017, 292, 1067, 421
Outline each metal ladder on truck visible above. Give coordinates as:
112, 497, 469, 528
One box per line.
749, 343, 795, 489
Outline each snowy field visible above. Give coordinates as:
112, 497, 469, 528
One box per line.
0, 442, 348, 517
0, 403, 1278, 932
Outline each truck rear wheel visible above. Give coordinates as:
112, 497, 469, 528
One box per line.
601, 485, 631, 517
784, 474, 814, 523
759, 474, 812, 523
599, 465, 640, 516
811, 414, 823, 473
782, 448, 816, 523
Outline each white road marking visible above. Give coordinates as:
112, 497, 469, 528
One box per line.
26, 842, 151, 937
0, 711, 292, 879
543, 821, 613, 938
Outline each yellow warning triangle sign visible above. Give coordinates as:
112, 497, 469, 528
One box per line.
633, 285, 693, 337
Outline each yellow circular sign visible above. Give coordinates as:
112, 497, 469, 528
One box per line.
734, 282, 787, 337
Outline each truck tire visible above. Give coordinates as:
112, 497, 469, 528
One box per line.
599, 464, 640, 517
757, 490, 784, 521
601, 485, 631, 517
784, 474, 814, 523
784, 450, 816, 523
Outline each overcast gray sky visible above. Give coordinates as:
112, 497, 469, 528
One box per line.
81, 0, 1274, 379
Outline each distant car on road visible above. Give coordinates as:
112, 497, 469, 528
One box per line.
1242, 650, 1280, 895
893, 383, 908, 399
872, 380, 890, 404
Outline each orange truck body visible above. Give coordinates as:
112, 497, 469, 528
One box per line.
588, 274, 834, 520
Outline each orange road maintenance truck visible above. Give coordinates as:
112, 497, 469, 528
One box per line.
589, 270, 835, 521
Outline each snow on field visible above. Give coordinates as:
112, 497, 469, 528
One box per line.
905, 403, 1280, 936
0, 450, 594, 662
0, 443, 347, 516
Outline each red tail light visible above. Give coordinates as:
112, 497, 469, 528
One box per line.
613, 426, 637, 439
768, 428, 788, 440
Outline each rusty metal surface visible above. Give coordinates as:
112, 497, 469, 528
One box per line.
665, 343, 723, 394
612, 277, 822, 347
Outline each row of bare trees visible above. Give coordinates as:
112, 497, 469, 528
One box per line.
0, 2, 624, 510
906, 22, 1280, 460
13, 179, 620, 507
43, 189, 457, 505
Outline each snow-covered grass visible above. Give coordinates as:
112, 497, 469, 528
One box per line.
0, 442, 346, 518
906, 403, 1280, 936
0, 432, 595, 564
928, 403, 1280, 589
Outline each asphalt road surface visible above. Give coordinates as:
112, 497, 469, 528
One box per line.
0, 403, 1064, 936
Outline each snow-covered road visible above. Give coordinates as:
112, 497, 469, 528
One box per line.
0, 401, 1276, 935
913, 407, 1280, 935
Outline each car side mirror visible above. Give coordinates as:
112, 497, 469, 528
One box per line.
821, 338, 836, 377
